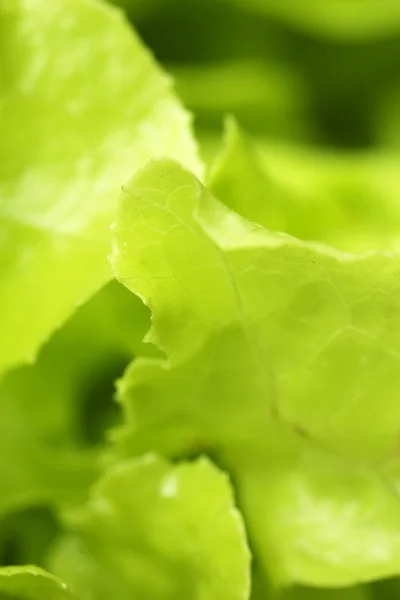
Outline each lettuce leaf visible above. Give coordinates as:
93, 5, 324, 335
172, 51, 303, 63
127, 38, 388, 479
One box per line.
210, 118, 400, 253
111, 159, 400, 587
0, 0, 201, 376
0, 566, 74, 600
0, 280, 155, 516
50, 455, 250, 600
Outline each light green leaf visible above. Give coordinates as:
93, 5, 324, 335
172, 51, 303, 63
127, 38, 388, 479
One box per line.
0, 566, 74, 600
111, 159, 400, 586
50, 455, 251, 600
236, 453, 400, 587
0, 0, 202, 375
251, 572, 371, 600
209, 118, 283, 230
210, 118, 400, 253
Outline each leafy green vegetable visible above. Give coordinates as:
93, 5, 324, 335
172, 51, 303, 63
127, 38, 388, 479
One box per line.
0, 0, 201, 376
0, 279, 153, 515
2, 0, 400, 597
210, 118, 400, 252
111, 159, 400, 587
0, 566, 74, 600
50, 455, 250, 600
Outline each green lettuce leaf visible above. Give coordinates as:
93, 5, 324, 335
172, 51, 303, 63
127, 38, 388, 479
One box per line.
50, 455, 250, 600
0, 566, 74, 600
0, 0, 201, 376
111, 159, 400, 587
0, 279, 154, 516
210, 118, 400, 253
251, 566, 371, 600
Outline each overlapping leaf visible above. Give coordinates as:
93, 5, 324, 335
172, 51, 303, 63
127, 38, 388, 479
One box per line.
111, 159, 400, 586
50, 455, 250, 600
0, 280, 154, 516
210, 119, 400, 253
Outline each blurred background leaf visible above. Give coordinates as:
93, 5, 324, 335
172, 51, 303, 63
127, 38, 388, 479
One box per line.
110, 0, 400, 150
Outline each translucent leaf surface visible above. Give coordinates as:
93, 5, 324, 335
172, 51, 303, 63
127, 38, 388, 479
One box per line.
50, 456, 250, 600
111, 159, 400, 586
0, 0, 201, 375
